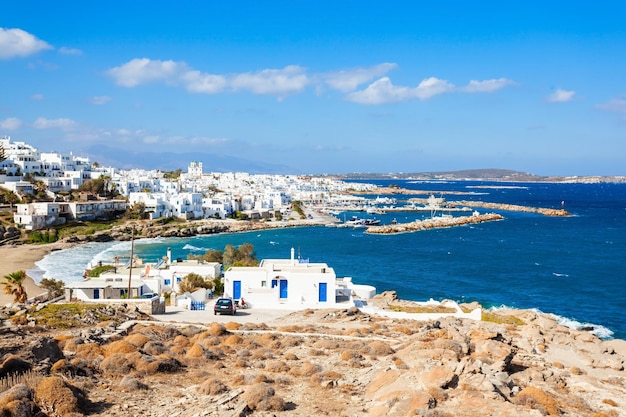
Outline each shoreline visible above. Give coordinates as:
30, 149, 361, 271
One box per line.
0, 242, 72, 305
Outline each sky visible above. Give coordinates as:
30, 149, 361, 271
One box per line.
1, 1, 625, 176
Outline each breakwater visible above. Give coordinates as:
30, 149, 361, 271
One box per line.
451, 201, 570, 216
365, 213, 504, 234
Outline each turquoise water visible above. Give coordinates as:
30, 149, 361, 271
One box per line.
35, 181, 626, 339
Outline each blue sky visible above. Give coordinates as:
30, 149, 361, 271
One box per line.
1, 1, 625, 175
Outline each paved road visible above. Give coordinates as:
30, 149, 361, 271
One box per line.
153, 303, 299, 326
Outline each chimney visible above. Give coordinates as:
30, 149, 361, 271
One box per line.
290, 247, 295, 265
167, 247, 172, 265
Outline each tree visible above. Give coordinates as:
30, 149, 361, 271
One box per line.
126, 202, 146, 220
1, 270, 28, 303
222, 243, 259, 270
177, 278, 196, 294
183, 272, 213, 290
0, 143, 6, 164
40, 278, 65, 299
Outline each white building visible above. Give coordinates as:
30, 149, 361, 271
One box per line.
223, 248, 376, 308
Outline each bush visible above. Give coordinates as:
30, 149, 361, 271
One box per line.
198, 378, 228, 395
34, 376, 83, 416
242, 382, 285, 411
514, 386, 560, 415
119, 375, 149, 391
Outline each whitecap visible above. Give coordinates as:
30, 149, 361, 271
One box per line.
547, 312, 614, 339
552, 272, 569, 277
34, 241, 119, 285
182, 244, 207, 252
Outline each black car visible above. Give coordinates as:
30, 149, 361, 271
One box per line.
213, 297, 237, 315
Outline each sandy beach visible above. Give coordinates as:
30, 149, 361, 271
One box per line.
0, 243, 63, 305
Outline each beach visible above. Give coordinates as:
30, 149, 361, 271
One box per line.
0, 243, 64, 305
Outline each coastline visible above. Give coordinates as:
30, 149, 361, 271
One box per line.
0, 242, 73, 306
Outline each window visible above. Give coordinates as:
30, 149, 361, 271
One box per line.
261, 280, 267, 287
164, 279, 171, 285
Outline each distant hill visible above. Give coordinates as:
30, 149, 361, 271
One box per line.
333, 169, 541, 181
84, 144, 292, 174
332, 169, 626, 183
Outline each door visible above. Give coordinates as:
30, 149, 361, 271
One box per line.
279, 280, 288, 299
318, 283, 327, 302
233, 280, 241, 300
93, 289, 100, 299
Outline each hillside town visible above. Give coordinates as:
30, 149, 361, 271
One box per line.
0, 136, 377, 232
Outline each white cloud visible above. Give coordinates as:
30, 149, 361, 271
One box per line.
596, 98, 626, 116
89, 96, 112, 105
0, 117, 22, 130
347, 76, 515, 104
546, 89, 576, 103
230, 65, 309, 96
106, 58, 513, 103
181, 70, 227, 94
323, 63, 397, 92
31, 94, 44, 101
143, 136, 160, 144
347, 77, 455, 104
0, 27, 52, 59
106, 58, 186, 87
33, 117, 77, 130
58, 46, 82, 55
461, 78, 514, 93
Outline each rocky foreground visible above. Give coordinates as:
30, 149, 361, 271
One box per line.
1, 294, 625, 417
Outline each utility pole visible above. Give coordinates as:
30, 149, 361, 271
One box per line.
127, 227, 135, 299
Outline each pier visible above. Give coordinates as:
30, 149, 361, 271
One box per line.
365, 213, 504, 234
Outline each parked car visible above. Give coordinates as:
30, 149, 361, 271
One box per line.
141, 292, 158, 299
214, 297, 237, 315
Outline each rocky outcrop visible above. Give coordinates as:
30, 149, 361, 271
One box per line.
1, 304, 624, 416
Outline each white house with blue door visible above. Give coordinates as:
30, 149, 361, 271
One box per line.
223, 248, 376, 308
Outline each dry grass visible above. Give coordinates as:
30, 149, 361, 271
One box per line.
206, 323, 227, 336
265, 360, 290, 373
224, 321, 242, 331
602, 398, 618, 407
100, 353, 136, 375
223, 334, 243, 346
185, 343, 205, 358
242, 382, 286, 411
482, 311, 526, 326
105, 340, 137, 357
0, 369, 42, 394
290, 361, 320, 377
34, 376, 82, 416
125, 333, 151, 348
119, 375, 149, 391
389, 304, 456, 314
514, 386, 560, 415
198, 378, 228, 395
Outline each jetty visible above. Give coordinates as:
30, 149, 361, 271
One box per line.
452, 201, 570, 216
365, 213, 504, 234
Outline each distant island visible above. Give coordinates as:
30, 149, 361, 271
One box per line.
330, 168, 626, 183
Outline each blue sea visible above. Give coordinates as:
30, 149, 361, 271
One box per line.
32, 180, 626, 340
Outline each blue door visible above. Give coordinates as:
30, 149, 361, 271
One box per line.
233, 281, 241, 299
271, 279, 278, 288
318, 283, 327, 302
93, 289, 100, 299
279, 280, 288, 298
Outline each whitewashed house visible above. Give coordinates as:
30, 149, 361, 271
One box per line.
65, 247, 221, 311
223, 248, 376, 309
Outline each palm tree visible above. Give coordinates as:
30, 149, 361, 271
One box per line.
1, 270, 28, 303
